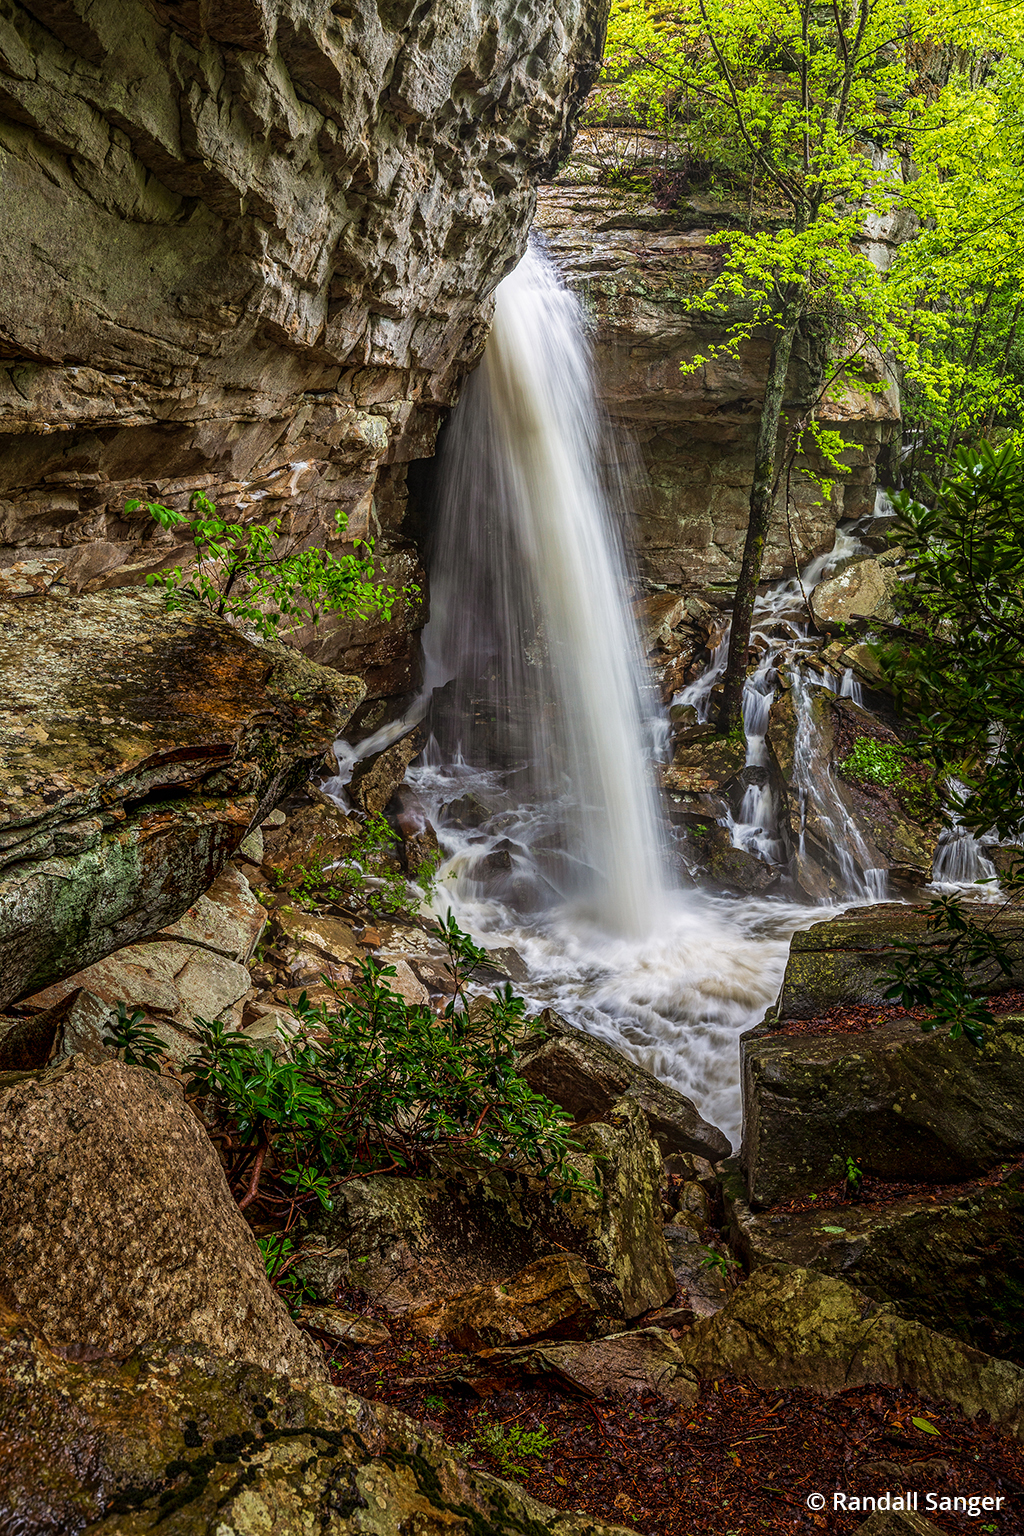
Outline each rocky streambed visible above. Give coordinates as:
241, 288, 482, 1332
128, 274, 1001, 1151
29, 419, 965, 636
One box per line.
4, 732, 1024, 1533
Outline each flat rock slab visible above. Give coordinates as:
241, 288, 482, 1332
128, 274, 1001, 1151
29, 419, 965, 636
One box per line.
0, 1309, 638, 1536
482, 1328, 699, 1406
775, 904, 1024, 1020
679, 1265, 1024, 1440
0, 583, 362, 1007
0, 1056, 324, 1382
741, 1010, 1024, 1205
729, 1168, 1024, 1358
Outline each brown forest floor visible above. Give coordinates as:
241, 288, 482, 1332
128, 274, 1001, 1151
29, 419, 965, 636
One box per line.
312, 1305, 1024, 1536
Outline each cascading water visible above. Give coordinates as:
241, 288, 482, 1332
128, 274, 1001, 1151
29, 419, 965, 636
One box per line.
426, 245, 668, 938
401, 243, 826, 1147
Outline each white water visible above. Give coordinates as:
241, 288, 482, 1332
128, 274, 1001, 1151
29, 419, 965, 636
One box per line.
397, 245, 830, 1147
425, 245, 667, 939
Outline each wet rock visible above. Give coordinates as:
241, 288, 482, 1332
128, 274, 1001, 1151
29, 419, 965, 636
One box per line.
0, 586, 362, 1010
485, 1328, 699, 1405
0, 1057, 325, 1381
678, 1264, 1024, 1440
441, 792, 493, 829
0, 1308, 634, 1536
810, 549, 904, 632
663, 1225, 732, 1318
775, 904, 1024, 1020
259, 795, 363, 890
348, 728, 425, 815
662, 729, 747, 794
411, 1253, 599, 1351
685, 822, 780, 893
300, 1098, 674, 1322
518, 1009, 730, 1162
741, 1010, 1024, 1206
376, 956, 430, 1005
728, 1167, 1024, 1359
298, 1307, 392, 1349
392, 783, 441, 877
24, 938, 254, 1062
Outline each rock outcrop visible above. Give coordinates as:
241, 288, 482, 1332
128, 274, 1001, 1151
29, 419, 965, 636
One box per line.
679, 1264, 1024, 1439
0, 578, 361, 1007
728, 1165, 1024, 1359
0, 0, 607, 718
0, 1303, 636, 1536
773, 904, 1024, 1021
741, 1009, 1024, 1206
300, 1097, 675, 1322
0, 1057, 326, 1381
518, 1008, 730, 1162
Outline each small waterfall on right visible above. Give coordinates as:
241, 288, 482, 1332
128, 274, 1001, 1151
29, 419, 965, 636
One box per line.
673, 519, 890, 902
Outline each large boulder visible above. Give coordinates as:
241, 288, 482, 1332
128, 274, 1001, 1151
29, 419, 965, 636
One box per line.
679, 1264, 1024, 1439
0, 581, 362, 1008
809, 549, 903, 632
0, 1304, 637, 1536
727, 1166, 1024, 1359
300, 1098, 675, 1322
518, 1010, 730, 1162
774, 904, 1024, 1020
741, 1011, 1024, 1206
18, 864, 269, 1059
0, 1057, 325, 1382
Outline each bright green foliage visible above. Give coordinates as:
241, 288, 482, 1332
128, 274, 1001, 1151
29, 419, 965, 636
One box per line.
471, 1413, 556, 1477
184, 916, 584, 1211
838, 738, 905, 789
598, 0, 1024, 726
131, 490, 406, 642
871, 443, 1024, 1047
877, 441, 1024, 842
256, 1231, 317, 1315
102, 1002, 165, 1071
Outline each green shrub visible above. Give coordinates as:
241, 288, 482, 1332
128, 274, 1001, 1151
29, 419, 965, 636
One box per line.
184, 915, 584, 1211
132, 490, 409, 642
270, 814, 439, 922
471, 1413, 556, 1477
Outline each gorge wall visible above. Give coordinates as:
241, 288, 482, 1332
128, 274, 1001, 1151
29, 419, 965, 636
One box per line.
536, 134, 902, 596
0, 0, 606, 727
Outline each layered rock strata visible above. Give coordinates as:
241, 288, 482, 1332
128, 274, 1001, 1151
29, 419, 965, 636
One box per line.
0, 572, 362, 1006
0, 0, 607, 714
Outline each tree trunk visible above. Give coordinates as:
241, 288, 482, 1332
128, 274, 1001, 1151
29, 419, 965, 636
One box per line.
716, 305, 803, 734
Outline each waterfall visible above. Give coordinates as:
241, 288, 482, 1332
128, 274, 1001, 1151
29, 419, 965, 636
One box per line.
425, 244, 668, 937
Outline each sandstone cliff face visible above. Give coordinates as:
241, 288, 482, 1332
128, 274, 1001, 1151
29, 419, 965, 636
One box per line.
536, 136, 901, 595
0, 0, 606, 714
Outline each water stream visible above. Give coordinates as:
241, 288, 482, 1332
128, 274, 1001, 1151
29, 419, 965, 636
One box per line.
401, 246, 830, 1146
327, 246, 982, 1147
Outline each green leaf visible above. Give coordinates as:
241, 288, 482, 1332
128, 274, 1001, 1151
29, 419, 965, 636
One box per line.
912, 1417, 940, 1436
